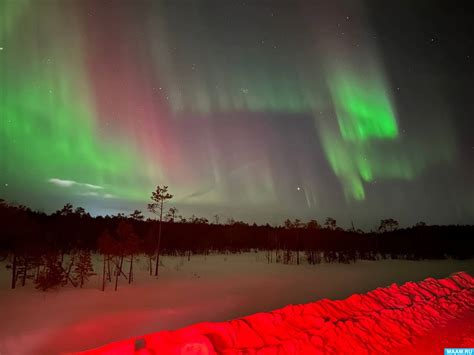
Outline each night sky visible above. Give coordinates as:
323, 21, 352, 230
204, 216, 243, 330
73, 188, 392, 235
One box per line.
1, 0, 473, 228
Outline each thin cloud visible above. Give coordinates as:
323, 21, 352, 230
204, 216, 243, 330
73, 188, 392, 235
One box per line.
49, 178, 115, 199
48, 178, 77, 187
83, 183, 104, 190
48, 178, 104, 190
80, 191, 99, 197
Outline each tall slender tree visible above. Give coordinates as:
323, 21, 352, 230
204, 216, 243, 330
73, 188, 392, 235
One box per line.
98, 229, 114, 291
148, 186, 173, 276
144, 225, 157, 275
122, 223, 140, 284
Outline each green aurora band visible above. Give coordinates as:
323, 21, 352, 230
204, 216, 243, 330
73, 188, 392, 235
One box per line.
328, 68, 398, 142
0, 1, 150, 202
319, 56, 454, 200
321, 64, 401, 200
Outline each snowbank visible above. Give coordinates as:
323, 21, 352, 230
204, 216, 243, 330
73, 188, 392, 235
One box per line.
78, 272, 474, 354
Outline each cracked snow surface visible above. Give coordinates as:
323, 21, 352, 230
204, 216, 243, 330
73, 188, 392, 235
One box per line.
79, 272, 474, 354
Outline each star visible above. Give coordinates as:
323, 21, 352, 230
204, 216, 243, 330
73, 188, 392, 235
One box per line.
297, 187, 301, 191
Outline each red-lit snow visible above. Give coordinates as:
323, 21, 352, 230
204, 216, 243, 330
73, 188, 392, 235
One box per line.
1, 255, 474, 354
79, 272, 474, 355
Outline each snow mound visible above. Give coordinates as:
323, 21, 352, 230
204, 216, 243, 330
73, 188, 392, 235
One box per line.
77, 272, 474, 354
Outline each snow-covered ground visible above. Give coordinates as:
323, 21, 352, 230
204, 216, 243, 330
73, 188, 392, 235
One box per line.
0, 253, 473, 354
82, 272, 474, 354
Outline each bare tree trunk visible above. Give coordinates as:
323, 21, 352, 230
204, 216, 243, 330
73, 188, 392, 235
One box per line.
114, 255, 124, 291
148, 255, 152, 276
296, 233, 300, 265
107, 258, 112, 282
119, 256, 124, 274
102, 254, 106, 291
64, 256, 75, 287
11, 253, 17, 289
128, 255, 133, 284
35, 264, 40, 282
111, 258, 128, 278
114, 263, 119, 291
155, 203, 163, 277
155, 232, 161, 277
60, 262, 78, 288
22, 256, 28, 286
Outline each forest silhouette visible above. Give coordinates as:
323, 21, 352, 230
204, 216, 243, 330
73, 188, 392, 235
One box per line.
1, 187, 472, 291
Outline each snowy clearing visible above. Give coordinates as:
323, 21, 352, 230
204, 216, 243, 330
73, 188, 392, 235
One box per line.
0, 253, 473, 354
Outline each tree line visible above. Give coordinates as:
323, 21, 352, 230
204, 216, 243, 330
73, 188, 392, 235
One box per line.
0, 186, 472, 291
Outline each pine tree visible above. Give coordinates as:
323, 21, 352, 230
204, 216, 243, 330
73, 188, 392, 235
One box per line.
129, 209, 144, 221
148, 185, 173, 276
74, 250, 95, 288
324, 217, 337, 230
35, 253, 64, 291
165, 207, 178, 222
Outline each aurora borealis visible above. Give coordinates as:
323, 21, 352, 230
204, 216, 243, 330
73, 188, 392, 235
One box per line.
1, 0, 473, 227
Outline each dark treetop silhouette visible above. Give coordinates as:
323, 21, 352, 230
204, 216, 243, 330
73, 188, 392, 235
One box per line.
0, 198, 473, 291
